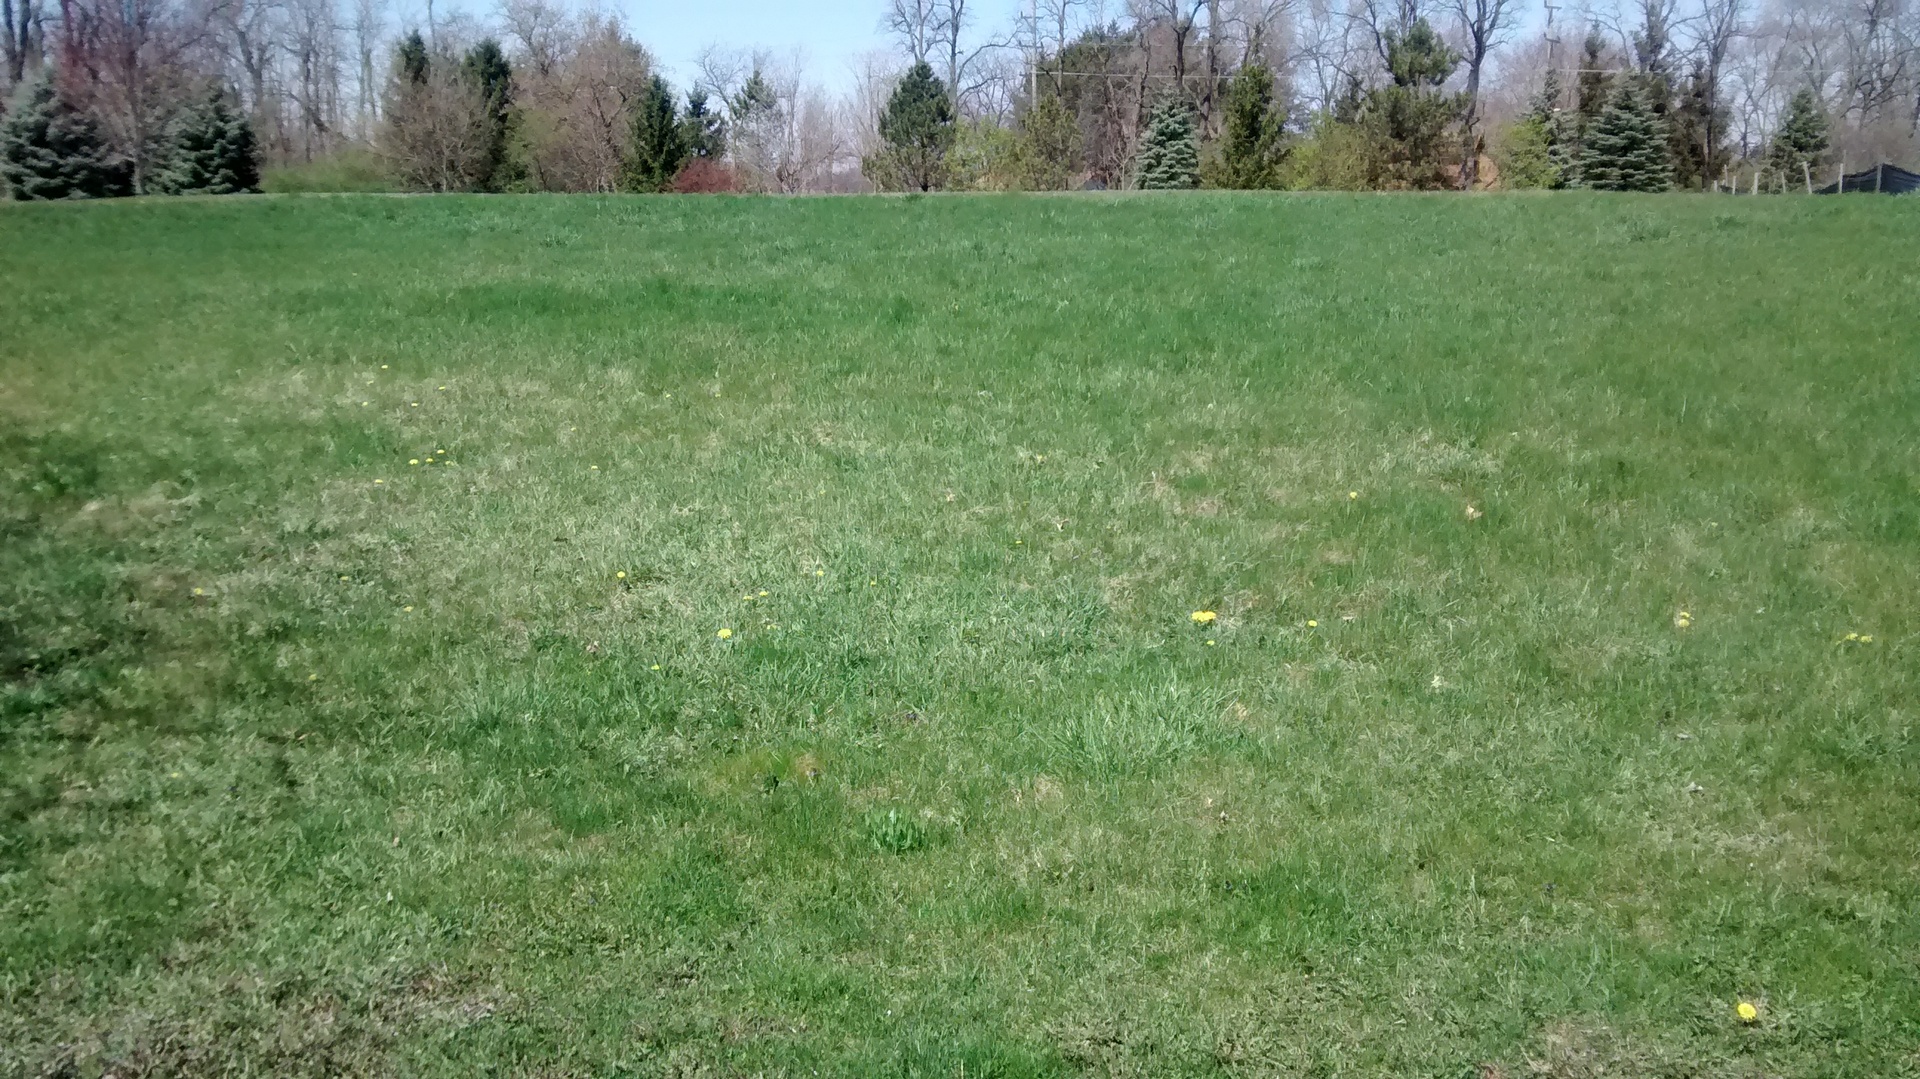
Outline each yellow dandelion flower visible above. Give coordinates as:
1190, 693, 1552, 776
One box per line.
361, 401, 370, 407
409, 458, 420, 465
1307, 619, 1318, 628
1860, 634, 1873, 643
373, 479, 383, 484
1205, 639, 1216, 646
815, 569, 825, 577
438, 385, 447, 390
743, 593, 754, 601
380, 364, 389, 369
191, 587, 205, 596
758, 590, 769, 597
650, 664, 661, 670
402, 605, 413, 612
1846, 632, 1859, 641
590, 465, 599, 471
616, 571, 627, 580
339, 575, 350, 581
1736, 1001, 1758, 1023
1191, 610, 1216, 624
410, 402, 419, 407
717, 627, 733, 639
1349, 490, 1358, 500
308, 673, 318, 681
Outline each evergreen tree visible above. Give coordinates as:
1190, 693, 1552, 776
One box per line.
1765, 87, 1828, 187
1529, 68, 1573, 187
1208, 62, 1285, 188
624, 75, 687, 192
1134, 96, 1199, 189
0, 71, 130, 200
1581, 82, 1671, 191
1566, 26, 1612, 181
869, 61, 956, 192
397, 30, 430, 86
1015, 90, 1079, 190
1357, 18, 1463, 189
1668, 59, 1726, 189
682, 90, 727, 159
462, 39, 515, 191
152, 83, 259, 195
1496, 114, 1558, 188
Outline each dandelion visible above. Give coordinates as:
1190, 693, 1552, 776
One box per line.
361, 401, 370, 407
743, 593, 754, 601
1205, 639, 1216, 646
1307, 619, 1318, 628
1845, 632, 1859, 641
1465, 504, 1484, 521
380, 364, 389, 369
650, 664, 661, 671
339, 575, 350, 582
1675, 610, 1693, 629
409, 458, 420, 465
403, 605, 413, 612
192, 587, 205, 596
1191, 611, 1216, 624
590, 465, 599, 471
1860, 634, 1873, 643
615, 571, 627, 580
438, 385, 447, 390
373, 479, 384, 485
1736, 1001, 1758, 1024
1349, 491, 1358, 500
815, 569, 825, 577
758, 590, 769, 597
308, 673, 318, 681
717, 627, 733, 639
410, 402, 419, 407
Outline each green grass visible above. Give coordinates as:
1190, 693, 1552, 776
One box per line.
2, 191, 1917, 1077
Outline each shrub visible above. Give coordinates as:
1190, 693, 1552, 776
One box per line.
670, 157, 741, 193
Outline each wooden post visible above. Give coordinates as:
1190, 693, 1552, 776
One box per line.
1750, 169, 1758, 195
1803, 161, 1813, 193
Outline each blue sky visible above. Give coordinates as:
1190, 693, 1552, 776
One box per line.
612, 0, 1028, 91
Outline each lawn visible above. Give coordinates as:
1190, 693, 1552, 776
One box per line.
2, 191, 1917, 1077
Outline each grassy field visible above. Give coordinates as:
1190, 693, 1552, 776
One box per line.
2, 191, 1917, 1077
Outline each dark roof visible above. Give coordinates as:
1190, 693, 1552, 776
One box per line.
1816, 164, 1920, 194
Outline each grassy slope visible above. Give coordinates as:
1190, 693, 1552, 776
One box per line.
1, 192, 1916, 1077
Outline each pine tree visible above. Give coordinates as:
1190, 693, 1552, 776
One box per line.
1134, 96, 1199, 189
0, 71, 130, 200
624, 75, 687, 192
869, 61, 956, 192
1356, 18, 1463, 189
681, 90, 727, 159
1765, 87, 1828, 187
1208, 63, 1285, 188
1523, 68, 1571, 188
1573, 27, 1610, 174
462, 39, 515, 191
397, 30, 430, 86
152, 84, 259, 195
1015, 91, 1079, 190
1581, 82, 1671, 191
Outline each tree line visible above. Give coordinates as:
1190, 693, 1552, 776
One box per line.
0, 0, 1905, 198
